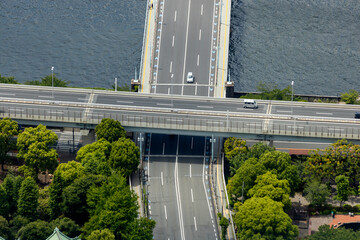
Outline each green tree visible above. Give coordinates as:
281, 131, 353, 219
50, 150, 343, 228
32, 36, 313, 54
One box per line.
88, 229, 115, 240
0, 216, 12, 240
219, 216, 229, 240
82, 174, 139, 239
0, 74, 18, 84
248, 172, 291, 211
335, 175, 350, 205
224, 137, 248, 161
17, 220, 53, 240
125, 218, 156, 240
9, 215, 30, 235
0, 118, 20, 170
234, 197, 298, 240
341, 89, 359, 104
50, 217, 81, 237
20, 141, 59, 179
49, 172, 65, 219
305, 224, 360, 240
259, 151, 300, 195
109, 138, 139, 176
17, 177, 39, 220
54, 161, 85, 187
227, 158, 266, 202
63, 175, 105, 225
95, 118, 126, 143
248, 142, 275, 159
304, 179, 330, 207
38, 187, 51, 221
24, 74, 69, 87
257, 81, 292, 100
76, 138, 112, 163
0, 186, 9, 219
306, 140, 360, 188
17, 125, 58, 179
2, 174, 18, 216
82, 151, 111, 176
228, 141, 275, 176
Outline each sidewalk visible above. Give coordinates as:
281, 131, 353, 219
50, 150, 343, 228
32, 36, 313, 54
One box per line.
214, 0, 232, 98
139, 0, 157, 93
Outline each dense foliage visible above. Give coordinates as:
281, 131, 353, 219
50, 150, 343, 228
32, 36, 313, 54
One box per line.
0, 118, 20, 170
234, 197, 298, 240
24, 74, 69, 87
95, 118, 126, 143
0, 119, 153, 239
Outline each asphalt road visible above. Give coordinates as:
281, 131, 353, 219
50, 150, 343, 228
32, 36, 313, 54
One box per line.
151, 0, 218, 97
147, 134, 218, 240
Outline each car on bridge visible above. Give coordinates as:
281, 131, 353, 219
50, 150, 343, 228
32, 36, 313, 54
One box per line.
355, 112, 360, 119
187, 72, 194, 83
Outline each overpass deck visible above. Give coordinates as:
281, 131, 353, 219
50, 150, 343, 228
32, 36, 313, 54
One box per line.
139, 0, 231, 98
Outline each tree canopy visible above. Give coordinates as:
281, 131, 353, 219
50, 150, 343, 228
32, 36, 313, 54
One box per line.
335, 175, 350, 204
109, 138, 139, 177
227, 158, 266, 201
17, 125, 58, 179
88, 229, 115, 240
305, 225, 360, 240
248, 172, 291, 211
24, 74, 69, 87
17, 177, 39, 221
17, 220, 53, 240
76, 138, 112, 163
234, 197, 298, 240
0, 74, 18, 84
341, 89, 359, 104
95, 118, 126, 143
0, 118, 20, 170
303, 179, 330, 207
305, 139, 360, 188
224, 137, 247, 161
54, 161, 85, 187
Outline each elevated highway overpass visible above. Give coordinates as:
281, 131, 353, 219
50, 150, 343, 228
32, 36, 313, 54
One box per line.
1, 84, 360, 143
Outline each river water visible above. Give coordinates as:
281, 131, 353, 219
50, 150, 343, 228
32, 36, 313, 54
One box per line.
0, 0, 146, 89
1, 0, 359, 95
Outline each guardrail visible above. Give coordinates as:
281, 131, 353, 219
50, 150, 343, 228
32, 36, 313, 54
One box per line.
1, 105, 360, 140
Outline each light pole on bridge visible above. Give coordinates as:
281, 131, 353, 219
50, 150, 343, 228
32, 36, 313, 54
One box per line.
51, 66, 54, 98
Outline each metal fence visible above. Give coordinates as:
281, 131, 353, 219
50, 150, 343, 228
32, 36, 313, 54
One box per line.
1, 106, 360, 140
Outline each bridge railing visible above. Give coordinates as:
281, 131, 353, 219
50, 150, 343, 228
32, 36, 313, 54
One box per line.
1, 106, 360, 140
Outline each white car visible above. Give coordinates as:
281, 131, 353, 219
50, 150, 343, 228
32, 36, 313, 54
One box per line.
187, 72, 194, 83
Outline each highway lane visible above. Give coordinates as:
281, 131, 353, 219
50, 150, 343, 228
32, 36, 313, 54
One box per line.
0, 88, 90, 103
152, 0, 216, 97
148, 156, 181, 239
147, 134, 218, 240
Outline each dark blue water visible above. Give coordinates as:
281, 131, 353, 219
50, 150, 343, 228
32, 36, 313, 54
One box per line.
229, 0, 360, 95
1, 0, 359, 95
0, 0, 146, 88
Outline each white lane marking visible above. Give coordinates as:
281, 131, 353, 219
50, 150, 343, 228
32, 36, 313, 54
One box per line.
0, 93, 15, 96
126, 116, 143, 120
191, 188, 194, 202
166, 119, 183, 122
117, 100, 134, 104
174, 136, 185, 240
199, 29, 202, 40
164, 205, 168, 220
190, 165, 192, 178
157, 103, 173, 106
201, 4, 203, 15
38, 95, 51, 98
172, 35, 175, 47
174, 10, 177, 22
202, 157, 213, 220
276, 110, 292, 113
170, 61, 173, 73
8, 108, 24, 111
197, 54, 200, 66
47, 111, 63, 114
194, 216, 197, 231
197, 105, 214, 109
207, 121, 223, 125
181, 0, 192, 96
316, 112, 333, 115
161, 171, 164, 186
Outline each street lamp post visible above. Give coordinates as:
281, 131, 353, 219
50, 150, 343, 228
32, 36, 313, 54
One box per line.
115, 77, 118, 92
51, 66, 54, 98
291, 81, 295, 132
